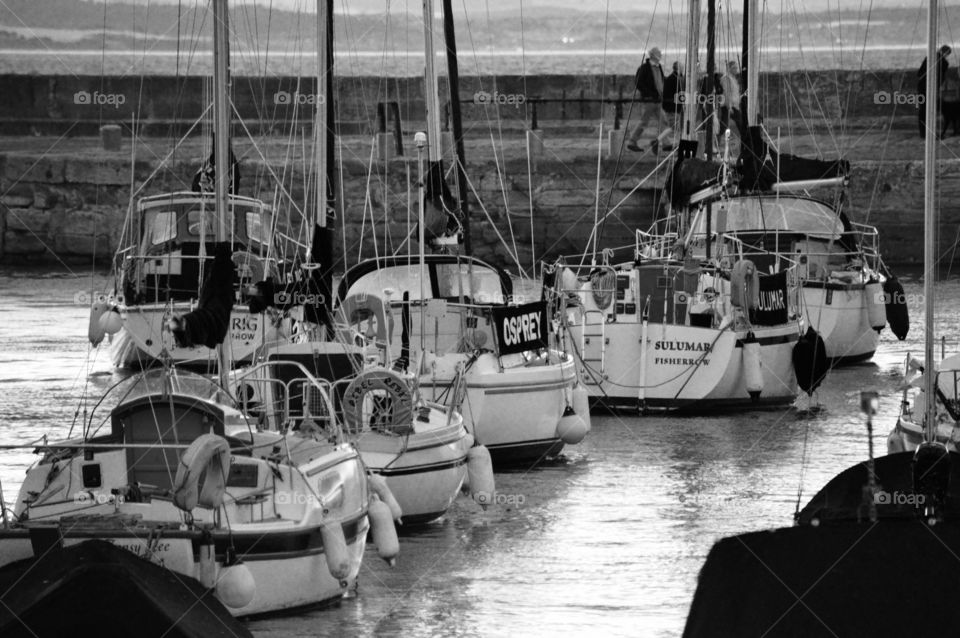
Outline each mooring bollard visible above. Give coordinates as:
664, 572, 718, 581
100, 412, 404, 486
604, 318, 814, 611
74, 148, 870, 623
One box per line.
100, 124, 122, 151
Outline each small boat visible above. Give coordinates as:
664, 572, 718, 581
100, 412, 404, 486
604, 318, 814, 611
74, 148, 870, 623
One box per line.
236, 341, 479, 524
889, 352, 960, 452
335, 254, 590, 466
0, 539, 251, 638
0, 366, 371, 616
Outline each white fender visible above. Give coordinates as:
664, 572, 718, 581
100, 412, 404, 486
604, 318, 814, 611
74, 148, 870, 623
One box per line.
368, 473, 403, 523
467, 445, 495, 509
864, 281, 886, 331
87, 294, 110, 346
368, 495, 400, 566
216, 562, 256, 609
99, 307, 123, 336
742, 334, 763, 400
557, 384, 591, 444
172, 434, 231, 511
320, 522, 350, 581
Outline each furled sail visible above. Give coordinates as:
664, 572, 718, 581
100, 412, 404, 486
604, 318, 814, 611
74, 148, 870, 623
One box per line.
168, 242, 235, 348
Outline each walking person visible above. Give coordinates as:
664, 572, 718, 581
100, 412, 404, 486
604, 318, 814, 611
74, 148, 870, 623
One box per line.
918, 44, 951, 138
718, 60, 742, 139
626, 47, 672, 152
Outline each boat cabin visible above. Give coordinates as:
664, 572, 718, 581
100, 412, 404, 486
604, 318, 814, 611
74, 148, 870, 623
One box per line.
684, 195, 879, 278
120, 192, 280, 304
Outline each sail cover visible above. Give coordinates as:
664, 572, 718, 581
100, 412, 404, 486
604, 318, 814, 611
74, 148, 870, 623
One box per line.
423, 161, 462, 243
170, 242, 235, 348
668, 157, 723, 206
739, 126, 849, 191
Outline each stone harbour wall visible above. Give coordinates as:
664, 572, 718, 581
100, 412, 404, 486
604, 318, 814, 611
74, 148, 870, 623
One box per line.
0, 145, 662, 273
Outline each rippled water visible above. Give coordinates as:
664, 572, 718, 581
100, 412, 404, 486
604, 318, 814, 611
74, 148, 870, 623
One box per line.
0, 266, 953, 637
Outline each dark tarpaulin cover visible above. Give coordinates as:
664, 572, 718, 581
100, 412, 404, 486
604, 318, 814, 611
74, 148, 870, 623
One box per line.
302, 224, 335, 333
667, 157, 722, 206
171, 242, 235, 349
684, 452, 960, 638
739, 126, 849, 191
423, 160, 461, 242
0, 539, 251, 638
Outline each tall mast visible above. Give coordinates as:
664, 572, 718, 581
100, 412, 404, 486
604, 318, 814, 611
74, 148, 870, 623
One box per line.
923, 0, 938, 441
743, 0, 759, 126
681, 0, 701, 147
441, 0, 471, 254
212, 0, 230, 383
422, 0, 443, 164
705, 0, 716, 161
212, 0, 230, 244
314, 0, 331, 237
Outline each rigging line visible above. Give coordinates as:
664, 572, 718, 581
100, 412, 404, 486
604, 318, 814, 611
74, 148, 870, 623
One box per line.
597, 0, 663, 250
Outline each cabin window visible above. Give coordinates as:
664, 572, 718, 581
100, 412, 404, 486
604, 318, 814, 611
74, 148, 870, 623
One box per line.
186, 209, 218, 239
142, 210, 177, 247
245, 210, 271, 248
435, 263, 504, 303
349, 265, 428, 301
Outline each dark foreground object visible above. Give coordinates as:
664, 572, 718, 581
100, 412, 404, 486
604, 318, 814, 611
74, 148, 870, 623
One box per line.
684, 451, 960, 637
0, 539, 251, 638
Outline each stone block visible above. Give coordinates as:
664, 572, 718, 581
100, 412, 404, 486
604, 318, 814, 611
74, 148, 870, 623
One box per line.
5, 208, 52, 233
64, 157, 130, 186
1, 183, 34, 208
4, 230, 50, 256
4, 155, 65, 184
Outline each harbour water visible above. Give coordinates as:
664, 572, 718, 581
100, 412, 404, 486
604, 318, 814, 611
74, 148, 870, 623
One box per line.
0, 266, 949, 637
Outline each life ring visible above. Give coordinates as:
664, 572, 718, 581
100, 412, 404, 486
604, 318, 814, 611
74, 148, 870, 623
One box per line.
173, 434, 231, 511
341, 369, 413, 435
337, 293, 392, 349
589, 270, 616, 310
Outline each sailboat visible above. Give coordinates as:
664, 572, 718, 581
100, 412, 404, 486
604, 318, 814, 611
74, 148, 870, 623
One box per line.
235, 0, 481, 525
552, 0, 823, 411
94, 1, 288, 371
331, 0, 590, 466
0, 1, 378, 617
683, 1, 960, 634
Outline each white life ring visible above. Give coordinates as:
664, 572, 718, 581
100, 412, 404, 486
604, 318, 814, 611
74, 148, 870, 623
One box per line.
341, 369, 414, 435
173, 434, 231, 511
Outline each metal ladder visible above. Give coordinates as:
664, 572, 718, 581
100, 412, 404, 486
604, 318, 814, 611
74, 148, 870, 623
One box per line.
580, 309, 608, 384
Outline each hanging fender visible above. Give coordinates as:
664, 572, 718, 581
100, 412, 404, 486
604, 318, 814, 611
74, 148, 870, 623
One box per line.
730, 260, 759, 309
173, 434, 231, 512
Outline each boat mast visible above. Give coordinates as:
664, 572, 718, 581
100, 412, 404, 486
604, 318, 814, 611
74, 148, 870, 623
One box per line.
705, 0, 716, 162
212, 0, 231, 384
923, 0, 938, 441
314, 0, 332, 243
422, 0, 443, 166
680, 0, 701, 152
441, 0, 471, 254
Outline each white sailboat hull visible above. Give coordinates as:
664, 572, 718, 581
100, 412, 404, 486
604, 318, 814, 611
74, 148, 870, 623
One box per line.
802, 283, 880, 364
420, 352, 583, 465
566, 319, 800, 410
111, 304, 279, 369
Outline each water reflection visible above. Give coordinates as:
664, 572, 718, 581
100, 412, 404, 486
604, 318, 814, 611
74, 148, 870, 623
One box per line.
0, 268, 955, 637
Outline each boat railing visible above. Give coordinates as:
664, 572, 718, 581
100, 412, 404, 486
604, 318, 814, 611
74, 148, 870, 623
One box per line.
713, 232, 802, 271
635, 230, 680, 260
700, 227, 881, 274
234, 361, 339, 435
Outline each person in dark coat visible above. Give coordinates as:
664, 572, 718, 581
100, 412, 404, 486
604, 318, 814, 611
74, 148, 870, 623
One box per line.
626, 47, 673, 152
918, 45, 951, 138
942, 66, 960, 137
662, 61, 685, 116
